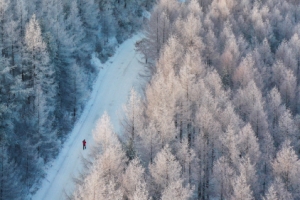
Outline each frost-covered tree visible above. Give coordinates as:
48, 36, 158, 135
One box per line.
74, 137, 127, 199
278, 110, 298, 147
272, 61, 297, 110
0, 147, 24, 200
220, 123, 239, 166
142, 0, 179, 67
272, 140, 300, 196
175, 13, 203, 53
132, 181, 150, 200
218, 24, 240, 87
231, 172, 254, 200
122, 158, 146, 199
93, 112, 118, 152
145, 72, 177, 147
176, 138, 197, 185
122, 88, 143, 159
212, 156, 235, 200
234, 80, 268, 139
161, 179, 192, 200
263, 178, 293, 200
236, 123, 261, 164
267, 87, 285, 138
260, 131, 276, 194
149, 144, 182, 198
78, 0, 99, 48
70, 0, 300, 199
24, 14, 59, 162
233, 54, 259, 89
263, 185, 279, 200
65, 1, 87, 60
136, 121, 160, 164
238, 157, 258, 198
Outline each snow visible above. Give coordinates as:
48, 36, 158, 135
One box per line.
32, 34, 145, 200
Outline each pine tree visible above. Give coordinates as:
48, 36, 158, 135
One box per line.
0, 142, 24, 200
24, 14, 59, 162
78, 0, 99, 48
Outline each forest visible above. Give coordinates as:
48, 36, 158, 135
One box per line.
73, 0, 300, 200
0, 0, 155, 199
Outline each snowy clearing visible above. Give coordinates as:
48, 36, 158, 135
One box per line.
32, 34, 145, 200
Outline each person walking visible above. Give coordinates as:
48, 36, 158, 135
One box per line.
82, 139, 86, 150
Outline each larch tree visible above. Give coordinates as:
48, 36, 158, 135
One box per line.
175, 13, 203, 53
278, 109, 298, 148
132, 181, 150, 200
176, 138, 197, 186
96, 139, 128, 180
257, 38, 273, 67
272, 60, 297, 110
185, 0, 203, 19
194, 103, 222, 199
157, 35, 183, 76
74, 140, 127, 199
212, 156, 235, 200
234, 80, 268, 139
220, 123, 239, 167
142, 0, 179, 67
288, 34, 300, 85
232, 54, 257, 89
218, 24, 240, 87
161, 179, 193, 200
145, 71, 177, 147
263, 178, 293, 200
275, 41, 297, 76
236, 123, 261, 164
263, 185, 279, 200
177, 51, 204, 143
122, 158, 146, 199
231, 172, 254, 200
149, 144, 182, 198
267, 87, 285, 141
203, 27, 218, 66
122, 88, 143, 160
218, 102, 241, 132
238, 157, 259, 198
272, 140, 300, 196
260, 131, 276, 194
136, 121, 160, 165
93, 112, 118, 152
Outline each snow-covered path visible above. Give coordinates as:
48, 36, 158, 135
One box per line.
32, 34, 144, 200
